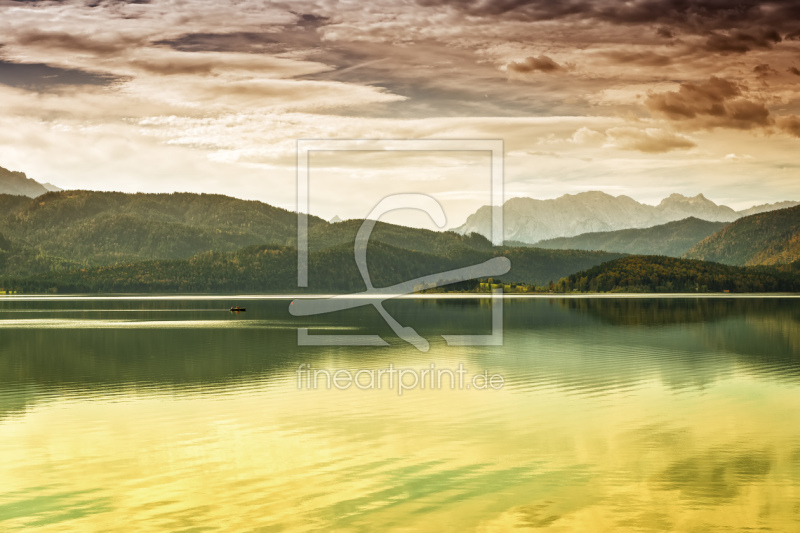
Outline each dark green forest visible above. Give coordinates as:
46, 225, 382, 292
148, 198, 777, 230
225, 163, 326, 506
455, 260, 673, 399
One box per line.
3, 242, 630, 294
558, 256, 800, 293
685, 204, 800, 266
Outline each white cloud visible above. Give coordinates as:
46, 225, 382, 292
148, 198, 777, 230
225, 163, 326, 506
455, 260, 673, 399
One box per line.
569, 127, 604, 144
604, 127, 697, 153
723, 153, 754, 162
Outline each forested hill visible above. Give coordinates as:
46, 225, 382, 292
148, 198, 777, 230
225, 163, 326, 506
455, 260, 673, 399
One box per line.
0, 190, 311, 267
535, 217, 727, 257
5, 189, 796, 294
557, 256, 800, 293
684, 205, 800, 266
0, 190, 500, 271
0, 194, 34, 215
0, 189, 632, 292
6, 243, 626, 294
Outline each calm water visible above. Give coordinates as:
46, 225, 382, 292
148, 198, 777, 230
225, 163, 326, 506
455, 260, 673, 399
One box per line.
1, 296, 799, 531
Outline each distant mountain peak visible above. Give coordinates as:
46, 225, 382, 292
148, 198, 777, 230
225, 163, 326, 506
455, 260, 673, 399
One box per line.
561, 190, 615, 201
660, 192, 710, 205
330, 215, 343, 223
455, 191, 749, 244
0, 165, 53, 198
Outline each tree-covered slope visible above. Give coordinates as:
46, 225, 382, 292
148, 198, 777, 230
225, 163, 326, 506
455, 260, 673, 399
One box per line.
536, 217, 727, 256
307, 218, 494, 254
0, 190, 626, 286
0, 190, 501, 269
5, 243, 626, 293
0, 190, 319, 266
557, 255, 800, 293
684, 205, 800, 266
0, 194, 33, 218
0, 230, 79, 277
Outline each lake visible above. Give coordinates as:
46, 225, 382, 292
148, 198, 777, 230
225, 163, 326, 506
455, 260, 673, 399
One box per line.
1, 296, 799, 531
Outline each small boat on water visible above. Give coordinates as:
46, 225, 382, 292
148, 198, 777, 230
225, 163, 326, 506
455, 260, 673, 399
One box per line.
230, 306, 246, 312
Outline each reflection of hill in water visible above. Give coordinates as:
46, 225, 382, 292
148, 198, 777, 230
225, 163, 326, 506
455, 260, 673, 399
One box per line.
554, 297, 800, 360
0, 327, 299, 422
556, 297, 798, 327
1, 297, 799, 420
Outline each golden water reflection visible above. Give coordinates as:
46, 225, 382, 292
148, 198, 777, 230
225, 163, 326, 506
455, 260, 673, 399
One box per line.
0, 297, 799, 531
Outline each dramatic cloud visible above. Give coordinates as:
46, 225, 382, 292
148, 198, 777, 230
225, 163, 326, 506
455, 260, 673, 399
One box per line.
14, 29, 146, 56
604, 127, 696, 153
753, 63, 778, 78
0, 0, 798, 213
506, 55, 566, 74
414, 0, 800, 36
646, 77, 773, 130
0, 60, 117, 88
603, 50, 672, 67
656, 26, 674, 38
704, 29, 782, 54
778, 115, 800, 137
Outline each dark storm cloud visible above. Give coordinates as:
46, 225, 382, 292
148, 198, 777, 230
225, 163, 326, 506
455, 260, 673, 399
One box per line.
154, 31, 319, 54
415, 0, 800, 36
414, 0, 591, 21
15, 29, 145, 55
290, 12, 330, 28
0, 59, 117, 88
647, 77, 743, 119
656, 26, 674, 38
86, 0, 150, 6
604, 50, 672, 66
788, 66, 800, 76
703, 29, 781, 53
646, 76, 773, 130
8, 0, 149, 4
507, 55, 566, 73
778, 115, 800, 137
753, 63, 778, 78
154, 11, 326, 54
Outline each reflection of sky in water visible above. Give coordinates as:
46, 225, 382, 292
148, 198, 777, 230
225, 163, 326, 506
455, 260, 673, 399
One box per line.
0, 297, 799, 531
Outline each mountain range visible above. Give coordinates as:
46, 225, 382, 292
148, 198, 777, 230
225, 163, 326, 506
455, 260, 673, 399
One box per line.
0, 165, 61, 197
0, 163, 798, 293
454, 191, 798, 244
0, 190, 625, 289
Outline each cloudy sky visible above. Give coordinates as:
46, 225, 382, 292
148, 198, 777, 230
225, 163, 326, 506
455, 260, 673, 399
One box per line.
1, 0, 799, 226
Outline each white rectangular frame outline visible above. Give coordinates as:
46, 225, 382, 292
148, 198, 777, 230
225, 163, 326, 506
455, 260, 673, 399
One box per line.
296, 139, 504, 287
295, 139, 505, 348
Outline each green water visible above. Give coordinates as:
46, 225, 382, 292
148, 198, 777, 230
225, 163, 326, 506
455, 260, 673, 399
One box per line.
1, 296, 799, 531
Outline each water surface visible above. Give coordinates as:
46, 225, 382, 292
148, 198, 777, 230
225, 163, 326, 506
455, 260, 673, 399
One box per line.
1, 296, 799, 531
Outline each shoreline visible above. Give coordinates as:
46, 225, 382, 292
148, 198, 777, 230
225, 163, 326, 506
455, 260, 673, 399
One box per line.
1, 292, 799, 301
